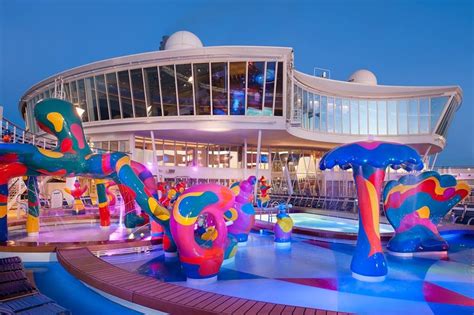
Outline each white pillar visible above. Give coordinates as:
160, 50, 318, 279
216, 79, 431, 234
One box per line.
150, 131, 159, 176
243, 138, 248, 179
254, 130, 262, 202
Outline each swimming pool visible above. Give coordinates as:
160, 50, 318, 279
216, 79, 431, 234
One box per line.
258, 212, 395, 233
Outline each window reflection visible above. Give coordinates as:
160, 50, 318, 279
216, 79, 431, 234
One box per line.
76, 80, 89, 122
246, 61, 264, 115
84, 77, 98, 121
327, 97, 334, 133
378, 101, 387, 135
419, 98, 429, 133
308, 93, 314, 130
408, 99, 418, 134
95, 75, 109, 120
430, 96, 447, 132
335, 98, 342, 133
229, 62, 246, 115
144, 67, 161, 117
131, 69, 147, 117
350, 99, 358, 134
118, 71, 133, 118
302, 90, 308, 129
342, 99, 350, 134
193, 63, 211, 115
368, 100, 377, 135
211, 62, 228, 115
320, 96, 327, 131
159, 65, 178, 116
264, 62, 276, 114
387, 100, 397, 135
175, 64, 194, 115
106, 73, 121, 119
398, 100, 408, 134
359, 100, 368, 134
313, 94, 320, 130
274, 62, 283, 116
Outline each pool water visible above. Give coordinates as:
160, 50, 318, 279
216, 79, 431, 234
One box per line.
25, 262, 141, 315
104, 231, 474, 315
259, 213, 395, 233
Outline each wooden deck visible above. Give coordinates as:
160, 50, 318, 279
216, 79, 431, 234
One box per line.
57, 248, 351, 314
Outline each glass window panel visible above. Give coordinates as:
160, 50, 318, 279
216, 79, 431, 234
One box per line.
130, 69, 147, 117
335, 98, 342, 133
263, 61, 275, 113
359, 100, 368, 134
327, 97, 334, 133
118, 70, 133, 118
313, 94, 320, 130
95, 75, 109, 120
398, 100, 408, 134
430, 96, 448, 131
342, 99, 350, 134
320, 96, 327, 131
408, 99, 419, 134
76, 80, 89, 122
229, 62, 246, 115
159, 65, 178, 116
193, 63, 211, 115
163, 141, 175, 166
106, 73, 121, 119
44, 90, 50, 98
211, 62, 228, 115
274, 62, 283, 116
175, 64, 194, 115
308, 93, 314, 130
419, 98, 430, 133
144, 67, 162, 117
63, 83, 70, 101
302, 90, 308, 129
377, 100, 387, 135
246, 61, 264, 115
84, 77, 98, 121
387, 100, 397, 135
368, 100, 377, 135
350, 99, 359, 134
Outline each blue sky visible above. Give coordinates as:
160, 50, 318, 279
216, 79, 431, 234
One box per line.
0, 0, 472, 166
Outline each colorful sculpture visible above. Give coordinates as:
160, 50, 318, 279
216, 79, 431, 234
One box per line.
105, 181, 117, 208
170, 183, 234, 283
320, 141, 423, 281
26, 176, 40, 236
0, 98, 171, 244
274, 203, 293, 246
257, 176, 271, 208
95, 179, 110, 228
64, 180, 88, 215
225, 176, 257, 244
383, 171, 470, 255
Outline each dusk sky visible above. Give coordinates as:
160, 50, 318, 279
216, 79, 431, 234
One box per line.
0, 0, 472, 166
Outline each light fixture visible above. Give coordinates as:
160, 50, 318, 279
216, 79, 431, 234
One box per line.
75, 107, 85, 117
188, 76, 193, 83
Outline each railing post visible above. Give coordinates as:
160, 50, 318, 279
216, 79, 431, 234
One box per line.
12, 126, 16, 143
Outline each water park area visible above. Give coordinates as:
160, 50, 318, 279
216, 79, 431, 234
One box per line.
1, 2, 473, 313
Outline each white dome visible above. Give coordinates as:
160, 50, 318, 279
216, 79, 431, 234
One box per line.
164, 31, 203, 50
348, 69, 378, 85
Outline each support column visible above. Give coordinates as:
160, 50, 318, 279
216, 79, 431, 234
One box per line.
254, 130, 262, 202
26, 176, 40, 236
243, 138, 248, 179
150, 131, 159, 176
0, 183, 8, 242
96, 179, 110, 229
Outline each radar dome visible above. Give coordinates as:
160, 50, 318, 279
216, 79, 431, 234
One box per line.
164, 31, 203, 50
348, 69, 378, 85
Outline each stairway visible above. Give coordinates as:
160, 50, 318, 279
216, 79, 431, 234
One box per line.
7, 177, 26, 211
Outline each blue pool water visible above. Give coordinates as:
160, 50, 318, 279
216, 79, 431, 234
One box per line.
259, 212, 395, 233
25, 262, 140, 315
104, 230, 474, 315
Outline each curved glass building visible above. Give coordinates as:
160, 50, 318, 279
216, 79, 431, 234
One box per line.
18, 31, 463, 195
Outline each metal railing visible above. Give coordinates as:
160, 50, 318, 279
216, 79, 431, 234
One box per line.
1, 117, 57, 149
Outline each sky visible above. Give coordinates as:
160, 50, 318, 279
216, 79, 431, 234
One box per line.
0, 0, 472, 166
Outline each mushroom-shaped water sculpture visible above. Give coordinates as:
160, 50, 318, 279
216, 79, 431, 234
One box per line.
320, 141, 423, 281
